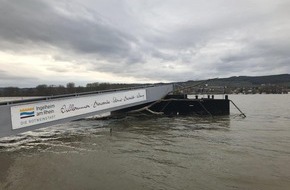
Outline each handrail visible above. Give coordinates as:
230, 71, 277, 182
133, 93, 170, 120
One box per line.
0, 84, 167, 106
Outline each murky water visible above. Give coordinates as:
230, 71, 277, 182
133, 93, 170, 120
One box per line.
0, 95, 290, 190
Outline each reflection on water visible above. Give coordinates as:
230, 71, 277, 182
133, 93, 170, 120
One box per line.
0, 94, 290, 190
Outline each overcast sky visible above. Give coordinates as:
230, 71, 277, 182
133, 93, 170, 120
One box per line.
0, 0, 290, 87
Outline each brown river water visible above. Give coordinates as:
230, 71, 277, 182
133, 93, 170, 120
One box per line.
0, 94, 290, 190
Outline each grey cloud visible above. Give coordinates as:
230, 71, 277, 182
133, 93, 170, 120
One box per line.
0, 70, 37, 87
218, 37, 290, 75
0, 0, 290, 85
46, 67, 70, 73
0, 70, 9, 80
0, 0, 139, 62
0, 70, 33, 80
151, 50, 178, 62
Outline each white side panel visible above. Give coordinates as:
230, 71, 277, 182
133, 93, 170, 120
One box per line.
11, 89, 146, 130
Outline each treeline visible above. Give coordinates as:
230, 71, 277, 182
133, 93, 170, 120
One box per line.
0, 82, 145, 97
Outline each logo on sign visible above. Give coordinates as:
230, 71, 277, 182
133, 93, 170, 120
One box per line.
20, 107, 35, 119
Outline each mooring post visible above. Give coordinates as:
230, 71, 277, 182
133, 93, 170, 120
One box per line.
195, 95, 198, 99
212, 95, 214, 99
207, 95, 210, 99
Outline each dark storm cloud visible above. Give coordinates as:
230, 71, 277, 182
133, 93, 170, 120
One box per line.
0, 0, 137, 61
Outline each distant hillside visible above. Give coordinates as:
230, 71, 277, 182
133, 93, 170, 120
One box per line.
221, 74, 290, 86
179, 74, 290, 94
185, 74, 290, 87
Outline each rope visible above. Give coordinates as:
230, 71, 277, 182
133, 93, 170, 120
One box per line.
127, 99, 164, 113
145, 108, 164, 115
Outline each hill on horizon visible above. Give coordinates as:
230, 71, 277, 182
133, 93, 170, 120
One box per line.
185, 74, 290, 87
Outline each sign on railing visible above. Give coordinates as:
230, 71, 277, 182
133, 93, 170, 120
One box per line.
11, 89, 146, 130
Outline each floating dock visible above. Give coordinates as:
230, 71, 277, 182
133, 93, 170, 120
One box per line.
112, 94, 230, 116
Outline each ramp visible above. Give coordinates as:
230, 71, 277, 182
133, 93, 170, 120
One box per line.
0, 84, 173, 138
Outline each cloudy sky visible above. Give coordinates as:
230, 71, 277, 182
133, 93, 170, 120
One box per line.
0, 0, 290, 87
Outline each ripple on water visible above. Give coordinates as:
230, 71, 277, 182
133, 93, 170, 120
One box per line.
0, 119, 112, 153
1, 95, 290, 190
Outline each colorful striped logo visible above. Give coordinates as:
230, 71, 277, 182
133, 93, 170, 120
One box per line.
20, 107, 35, 119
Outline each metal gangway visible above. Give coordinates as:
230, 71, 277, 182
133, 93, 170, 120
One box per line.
0, 84, 173, 138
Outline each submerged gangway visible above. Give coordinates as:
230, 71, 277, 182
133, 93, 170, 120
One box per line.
0, 84, 173, 138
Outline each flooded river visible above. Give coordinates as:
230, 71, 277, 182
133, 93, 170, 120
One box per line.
0, 94, 290, 190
